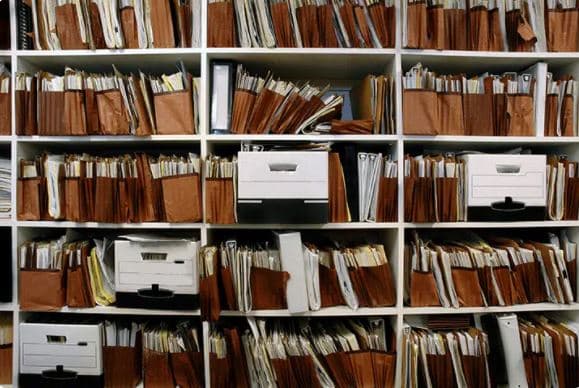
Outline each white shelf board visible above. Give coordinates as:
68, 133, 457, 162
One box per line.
17, 221, 203, 229
404, 221, 579, 229
0, 136, 12, 144
52, 306, 201, 316
400, 49, 579, 59
0, 303, 15, 312
403, 303, 579, 315
220, 306, 399, 317
206, 222, 399, 230
17, 135, 202, 143
0, 219, 12, 227
206, 134, 399, 143
16, 48, 203, 56
403, 135, 579, 144
206, 47, 396, 55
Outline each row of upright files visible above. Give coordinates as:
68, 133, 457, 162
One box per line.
14, 313, 579, 387
15, 64, 200, 136
17, 149, 579, 224
402, 313, 579, 388
200, 233, 396, 320
403, 0, 579, 52
16, 148, 397, 224
1, 61, 577, 137
16, 228, 579, 313
405, 230, 577, 308
17, 0, 201, 49
12, 0, 579, 51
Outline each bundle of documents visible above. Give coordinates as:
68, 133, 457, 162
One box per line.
545, 74, 578, 137
200, 233, 396, 319
0, 64, 9, 135
401, 324, 492, 388
404, 0, 548, 51
204, 155, 238, 224
17, 152, 202, 223
0, 158, 11, 218
208, 0, 395, 48
403, 62, 537, 136
357, 152, 397, 222
545, 0, 579, 51
212, 63, 396, 135
209, 324, 251, 387
218, 64, 343, 134
547, 155, 579, 221
349, 73, 396, 135
19, 235, 115, 310
0, 314, 12, 385
103, 320, 142, 387
200, 239, 286, 316
142, 321, 204, 388
104, 320, 140, 347
16, 64, 200, 136
234, 319, 396, 388
504, 0, 546, 52
212, 317, 396, 387
405, 0, 471, 50
404, 154, 466, 222
23, 0, 201, 49
306, 240, 396, 310
492, 314, 579, 388
405, 231, 577, 308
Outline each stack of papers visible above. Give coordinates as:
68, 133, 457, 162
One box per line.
208, 0, 395, 48
406, 230, 577, 308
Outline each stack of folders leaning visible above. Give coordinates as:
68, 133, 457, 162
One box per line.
18, 235, 115, 310
199, 233, 396, 320
545, 74, 578, 137
0, 64, 9, 135
17, 153, 202, 223
402, 63, 536, 136
493, 314, 579, 388
211, 63, 395, 135
405, 231, 577, 308
16, 64, 200, 136
0, 157, 10, 218
207, 0, 395, 48
209, 318, 396, 388
20, 0, 201, 49
142, 321, 204, 388
405, 0, 578, 51
402, 321, 493, 388
0, 315, 11, 385
404, 154, 466, 223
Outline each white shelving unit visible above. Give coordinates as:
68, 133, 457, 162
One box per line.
3, 0, 579, 386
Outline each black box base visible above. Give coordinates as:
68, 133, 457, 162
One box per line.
237, 199, 328, 224
20, 373, 103, 388
115, 292, 199, 310
468, 206, 545, 221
